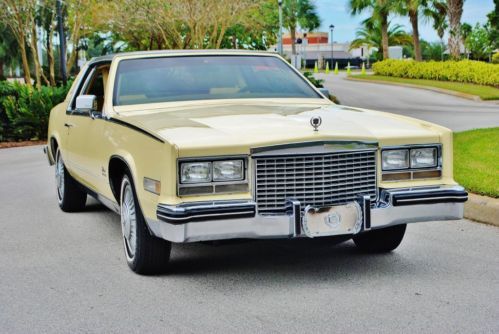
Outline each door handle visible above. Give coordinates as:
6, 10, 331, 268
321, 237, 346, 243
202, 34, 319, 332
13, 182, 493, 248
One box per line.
64, 123, 74, 128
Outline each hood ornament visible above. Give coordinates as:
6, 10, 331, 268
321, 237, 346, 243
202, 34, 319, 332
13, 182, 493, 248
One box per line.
310, 116, 322, 131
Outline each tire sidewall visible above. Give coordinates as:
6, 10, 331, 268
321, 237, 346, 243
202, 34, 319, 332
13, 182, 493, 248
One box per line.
55, 149, 65, 206
120, 172, 145, 269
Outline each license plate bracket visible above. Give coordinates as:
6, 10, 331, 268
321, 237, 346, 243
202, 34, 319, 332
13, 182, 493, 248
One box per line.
302, 202, 363, 238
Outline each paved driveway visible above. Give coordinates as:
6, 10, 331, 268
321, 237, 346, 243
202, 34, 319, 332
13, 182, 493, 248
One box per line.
1, 146, 498, 333
319, 72, 499, 131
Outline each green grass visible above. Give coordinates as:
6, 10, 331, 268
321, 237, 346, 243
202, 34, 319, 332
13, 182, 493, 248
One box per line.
351, 74, 499, 100
454, 128, 499, 198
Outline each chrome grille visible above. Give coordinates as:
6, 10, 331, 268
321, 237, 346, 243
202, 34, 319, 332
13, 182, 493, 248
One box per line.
254, 150, 377, 215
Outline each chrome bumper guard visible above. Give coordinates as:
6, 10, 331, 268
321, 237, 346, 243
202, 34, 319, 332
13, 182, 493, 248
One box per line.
147, 185, 467, 243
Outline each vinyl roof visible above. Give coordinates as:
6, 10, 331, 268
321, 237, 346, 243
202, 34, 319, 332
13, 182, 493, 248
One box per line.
88, 49, 278, 64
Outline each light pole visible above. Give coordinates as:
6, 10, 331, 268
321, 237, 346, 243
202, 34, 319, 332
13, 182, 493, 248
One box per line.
329, 24, 334, 69
278, 0, 283, 55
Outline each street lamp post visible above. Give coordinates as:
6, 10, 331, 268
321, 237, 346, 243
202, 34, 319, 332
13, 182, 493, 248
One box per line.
278, 0, 283, 55
329, 24, 334, 69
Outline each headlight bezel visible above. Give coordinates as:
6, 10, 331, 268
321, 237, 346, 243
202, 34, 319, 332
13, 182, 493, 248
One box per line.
381, 149, 410, 170
381, 144, 442, 181
178, 156, 248, 196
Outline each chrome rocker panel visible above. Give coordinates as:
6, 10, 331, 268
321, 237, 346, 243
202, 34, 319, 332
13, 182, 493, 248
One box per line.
146, 185, 467, 243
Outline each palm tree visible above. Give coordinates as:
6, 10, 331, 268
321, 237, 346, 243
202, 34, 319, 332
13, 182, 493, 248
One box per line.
349, 0, 397, 59
447, 0, 464, 59
395, 0, 444, 61
350, 19, 413, 62
282, 0, 321, 56
395, 0, 422, 61
460, 22, 472, 58
424, 0, 447, 60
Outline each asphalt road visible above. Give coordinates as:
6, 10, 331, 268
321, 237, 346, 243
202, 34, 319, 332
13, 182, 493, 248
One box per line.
1, 146, 498, 333
319, 72, 499, 131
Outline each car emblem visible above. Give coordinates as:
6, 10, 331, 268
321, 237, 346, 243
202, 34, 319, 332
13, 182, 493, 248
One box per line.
310, 116, 322, 131
324, 212, 341, 229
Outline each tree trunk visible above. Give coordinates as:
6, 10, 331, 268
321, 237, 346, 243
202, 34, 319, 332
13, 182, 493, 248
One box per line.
47, 29, 56, 86
290, 26, 296, 55
380, 14, 389, 59
409, 10, 422, 61
29, 25, 42, 89
447, 0, 463, 60
66, 38, 79, 76
0, 58, 4, 80
18, 34, 32, 87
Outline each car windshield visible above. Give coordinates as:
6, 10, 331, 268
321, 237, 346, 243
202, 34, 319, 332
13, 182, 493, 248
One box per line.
113, 55, 321, 106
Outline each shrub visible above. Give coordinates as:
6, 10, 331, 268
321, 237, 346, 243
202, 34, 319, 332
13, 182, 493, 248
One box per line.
302, 71, 340, 103
0, 81, 70, 141
372, 59, 499, 87
303, 71, 324, 87
492, 52, 499, 64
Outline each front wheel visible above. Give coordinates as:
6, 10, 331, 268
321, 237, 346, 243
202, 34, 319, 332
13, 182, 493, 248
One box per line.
55, 149, 87, 212
120, 173, 171, 275
353, 224, 406, 253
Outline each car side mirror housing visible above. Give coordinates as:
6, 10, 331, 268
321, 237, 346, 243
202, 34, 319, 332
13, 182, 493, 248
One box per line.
75, 95, 98, 117
318, 88, 330, 97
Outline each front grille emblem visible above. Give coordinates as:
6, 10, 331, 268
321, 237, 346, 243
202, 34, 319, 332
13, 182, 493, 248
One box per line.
310, 116, 322, 131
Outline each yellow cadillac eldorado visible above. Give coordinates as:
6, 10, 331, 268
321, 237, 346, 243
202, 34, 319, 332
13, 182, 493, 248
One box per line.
45, 50, 467, 274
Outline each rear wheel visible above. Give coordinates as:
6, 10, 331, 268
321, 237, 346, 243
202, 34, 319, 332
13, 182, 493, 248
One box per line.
120, 172, 171, 275
353, 224, 406, 253
55, 149, 87, 212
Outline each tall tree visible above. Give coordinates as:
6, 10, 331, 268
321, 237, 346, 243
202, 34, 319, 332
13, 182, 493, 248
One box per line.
350, 0, 396, 59
0, 23, 21, 79
424, 0, 447, 59
464, 23, 493, 60
460, 22, 472, 58
396, 0, 446, 61
446, 0, 464, 59
486, 0, 498, 50
282, 0, 321, 56
0, 0, 33, 86
37, 1, 57, 86
350, 19, 413, 62
97, 0, 264, 51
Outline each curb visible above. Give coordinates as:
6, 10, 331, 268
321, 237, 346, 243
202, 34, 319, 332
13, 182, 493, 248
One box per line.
346, 77, 491, 103
465, 193, 499, 227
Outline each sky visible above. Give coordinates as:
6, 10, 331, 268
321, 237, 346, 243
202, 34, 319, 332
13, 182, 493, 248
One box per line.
313, 0, 495, 43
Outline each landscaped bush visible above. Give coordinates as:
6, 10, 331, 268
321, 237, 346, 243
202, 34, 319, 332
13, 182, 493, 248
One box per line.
0, 81, 70, 142
372, 59, 499, 87
492, 52, 499, 64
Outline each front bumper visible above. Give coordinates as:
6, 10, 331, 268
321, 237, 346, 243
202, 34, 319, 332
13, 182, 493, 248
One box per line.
43, 145, 55, 166
146, 185, 467, 243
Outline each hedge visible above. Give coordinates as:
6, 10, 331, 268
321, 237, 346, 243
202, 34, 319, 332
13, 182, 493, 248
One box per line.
372, 59, 499, 87
0, 81, 70, 142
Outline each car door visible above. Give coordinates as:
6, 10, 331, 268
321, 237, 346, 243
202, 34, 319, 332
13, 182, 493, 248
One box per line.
65, 64, 109, 192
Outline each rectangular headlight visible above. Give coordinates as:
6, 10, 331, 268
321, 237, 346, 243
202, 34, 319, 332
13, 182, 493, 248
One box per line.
382, 149, 409, 170
213, 160, 244, 181
180, 162, 212, 183
410, 147, 437, 168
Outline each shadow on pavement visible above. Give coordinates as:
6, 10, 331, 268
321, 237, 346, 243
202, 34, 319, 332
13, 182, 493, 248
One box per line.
166, 237, 417, 282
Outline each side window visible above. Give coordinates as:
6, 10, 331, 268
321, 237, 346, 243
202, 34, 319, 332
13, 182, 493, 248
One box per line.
69, 63, 110, 113
84, 70, 105, 112
83, 65, 110, 113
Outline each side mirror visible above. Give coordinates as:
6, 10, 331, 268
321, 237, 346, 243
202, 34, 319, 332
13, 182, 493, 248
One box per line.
75, 95, 98, 118
318, 88, 330, 97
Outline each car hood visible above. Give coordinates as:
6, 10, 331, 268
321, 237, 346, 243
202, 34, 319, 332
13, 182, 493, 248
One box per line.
114, 99, 444, 156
